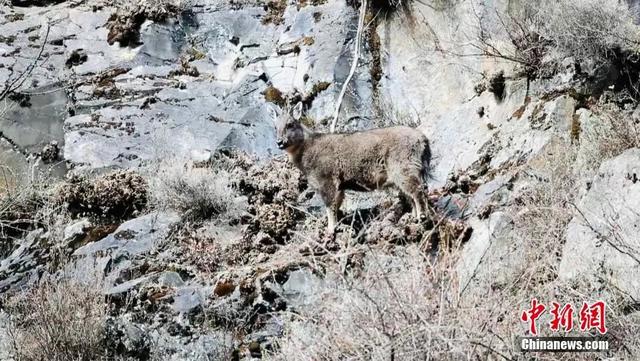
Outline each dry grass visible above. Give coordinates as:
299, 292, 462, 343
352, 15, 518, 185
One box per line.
4, 277, 107, 361
263, 86, 286, 107
148, 159, 242, 222
270, 246, 461, 360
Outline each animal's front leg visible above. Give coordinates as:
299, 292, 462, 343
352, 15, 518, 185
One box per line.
326, 207, 337, 234
412, 195, 426, 220
320, 184, 343, 234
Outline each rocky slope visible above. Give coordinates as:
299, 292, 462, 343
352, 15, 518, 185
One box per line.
1, 0, 640, 359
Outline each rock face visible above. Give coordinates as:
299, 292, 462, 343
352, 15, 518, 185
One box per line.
0, 0, 355, 172
3, 0, 640, 359
73, 212, 180, 286
59, 0, 354, 170
559, 148, 640, 299
1, 0, 577, 182
456, 211, 522, 296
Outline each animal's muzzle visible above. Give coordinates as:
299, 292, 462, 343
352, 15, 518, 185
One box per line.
276, 140, 286, 149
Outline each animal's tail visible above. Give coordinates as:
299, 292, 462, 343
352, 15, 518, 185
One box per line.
421, 137, 434, 184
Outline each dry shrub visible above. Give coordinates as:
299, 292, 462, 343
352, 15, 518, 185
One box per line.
262, 0, 288, 25
56, 170, 147, 219
1, 168, 69, 256
487, 70, 506, 100
271, 246, 465, 360
4, 277, 106, 361
174, 225, 223, 273
589, 104, 640, 160
239, 156, 304, 206
538, 0, 640, 62
105, 0, 184, 47
453, 139, 639, 359
375, 100, 420, 128
170, 219, 250, 275
0, 180, 47, 244
510, 140, 579, 286
476, 0, 640, 78
263, 86, 286, 107
148, 159, 242, 222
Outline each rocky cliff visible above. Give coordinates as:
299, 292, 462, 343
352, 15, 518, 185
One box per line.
1, 0, 640, 359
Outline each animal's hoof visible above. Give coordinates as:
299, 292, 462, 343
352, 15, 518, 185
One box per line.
423, 217, 435, 229
324, 238, 340, 252
322, 228, 337, 241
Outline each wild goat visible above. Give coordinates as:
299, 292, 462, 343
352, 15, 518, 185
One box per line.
275, 103, 432, 234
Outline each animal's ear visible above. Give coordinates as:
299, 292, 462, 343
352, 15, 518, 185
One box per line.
266, 103, 280, 122
291, 102, 303, 121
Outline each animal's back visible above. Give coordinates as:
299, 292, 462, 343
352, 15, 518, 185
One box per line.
301, 126, 428, 190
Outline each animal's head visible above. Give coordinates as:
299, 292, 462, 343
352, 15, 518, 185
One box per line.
275, 102, 305, 150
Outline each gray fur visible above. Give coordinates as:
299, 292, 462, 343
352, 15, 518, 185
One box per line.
275, 105, 432, 234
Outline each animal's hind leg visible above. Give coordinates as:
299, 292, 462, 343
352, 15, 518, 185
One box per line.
398, 192, 416, 217
395, 174, 428, 221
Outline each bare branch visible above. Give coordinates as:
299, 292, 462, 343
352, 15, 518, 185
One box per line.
330, 0, 368, 133
0, 24, 50, 101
